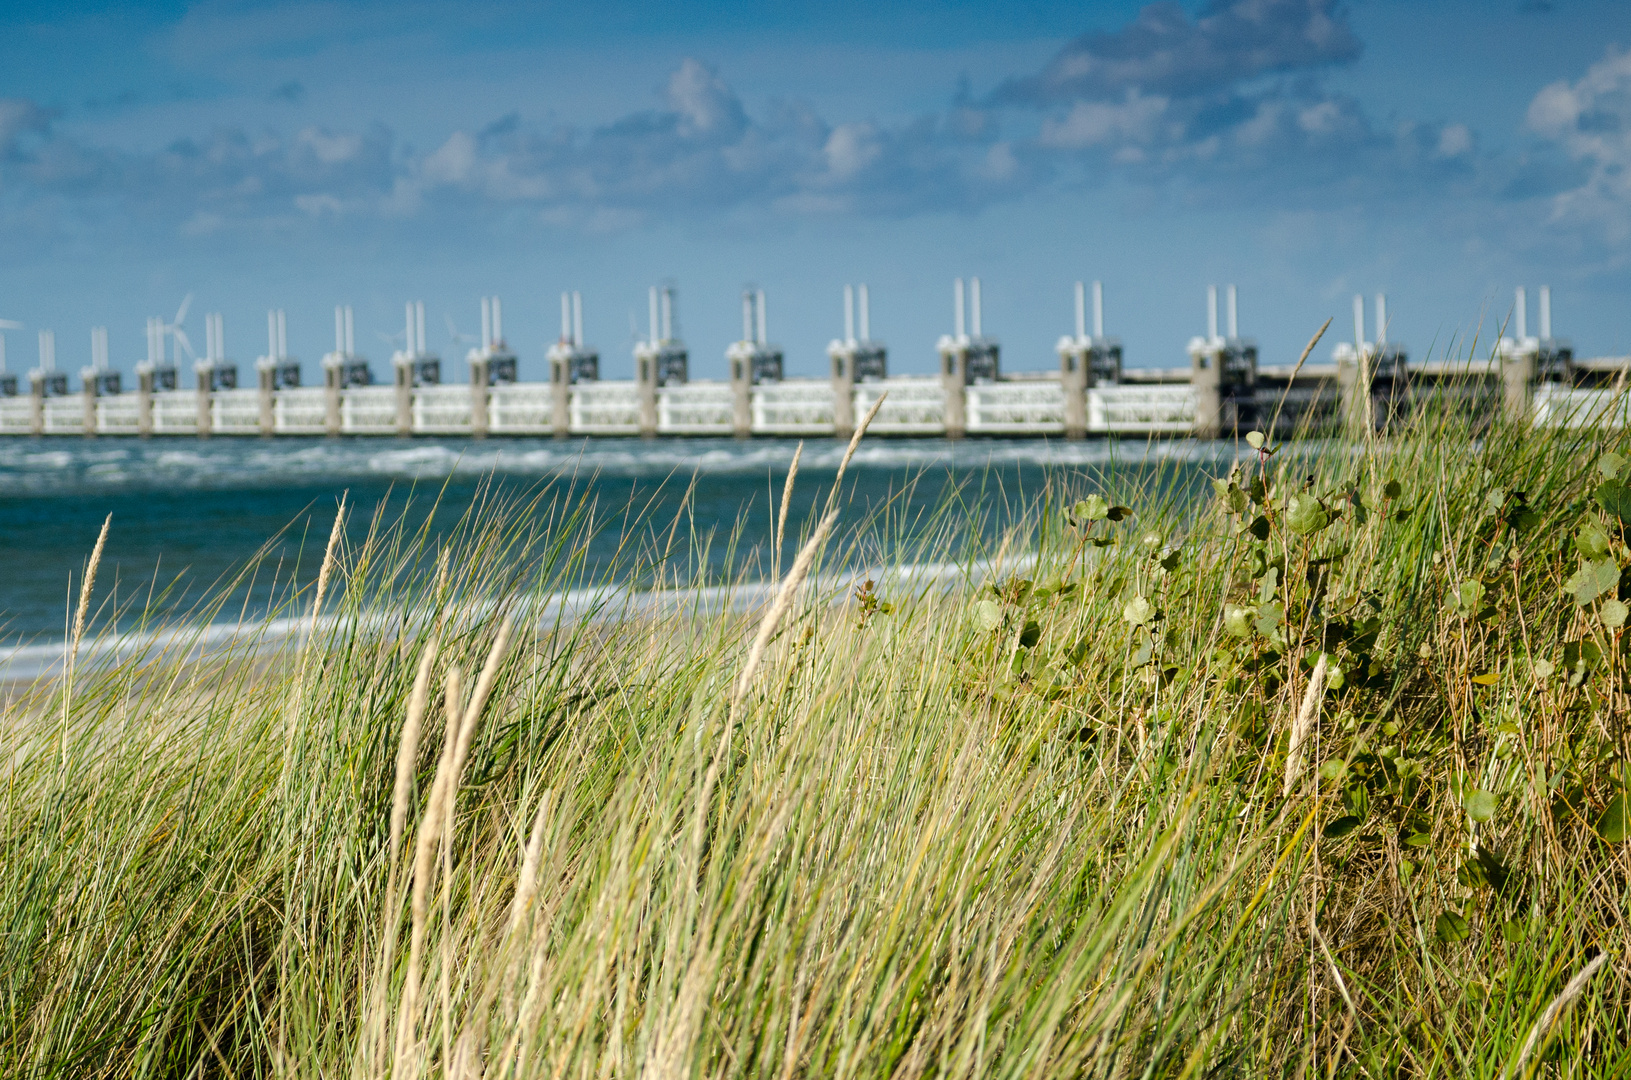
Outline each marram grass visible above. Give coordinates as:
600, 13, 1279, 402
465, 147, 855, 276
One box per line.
4, 410, 1631, 1078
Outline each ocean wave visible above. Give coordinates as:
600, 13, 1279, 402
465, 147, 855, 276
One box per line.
0, 435, 1241, 495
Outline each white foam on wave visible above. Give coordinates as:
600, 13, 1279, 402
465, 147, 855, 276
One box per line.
0, 435, 1240, 495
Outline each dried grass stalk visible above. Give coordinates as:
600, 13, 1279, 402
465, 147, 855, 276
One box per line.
1284, 653, 1328, 797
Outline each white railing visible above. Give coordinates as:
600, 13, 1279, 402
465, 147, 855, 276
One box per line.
1533, 384, 1630, 428
274, 387, 327, 435
96, 396, 142, 435
211, 389, 261, 435
570, 381, 642, 435
658, 382, 734, 435
752, 380, 834, 435
42, 398, 84, 435
0, 398, 30, 435
855, 378, 944, 435
341, 386, 397, 435
489, 384, 553, 435
1089, 386, 1195, 434
150, 391, 198, 435
966, 381, 1064, 434
413, 385, 471, 435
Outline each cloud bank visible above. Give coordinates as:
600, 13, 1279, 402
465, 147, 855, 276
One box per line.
0, 0, 1617, 253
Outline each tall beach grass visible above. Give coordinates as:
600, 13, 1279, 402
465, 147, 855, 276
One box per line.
2, 394, 1629, 1077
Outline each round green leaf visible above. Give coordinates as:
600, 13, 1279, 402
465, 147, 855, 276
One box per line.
1464, 789, 1498, 823
1435, 911, 1471, 944
1285, 494, 1330, 535
1597, 793, 1630, 842
1123, 595, 1155, 627
973, 599, 1003, 632
1245, 430, 1266, 449
1599, 451, 1627, 480
1222, 604, 1255, 639
1575, 519, 1612, 560
1075, 495, 1109, 522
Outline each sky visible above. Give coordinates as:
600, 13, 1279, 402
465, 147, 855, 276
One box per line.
1, 0, 1629, 384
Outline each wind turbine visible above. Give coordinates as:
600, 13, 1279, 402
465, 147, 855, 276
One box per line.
444, 313, 476, 351
164, 293, 195, 367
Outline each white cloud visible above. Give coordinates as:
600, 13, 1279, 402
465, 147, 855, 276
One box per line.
1039, 92, 1169, 149
1526, 48, 1631, 241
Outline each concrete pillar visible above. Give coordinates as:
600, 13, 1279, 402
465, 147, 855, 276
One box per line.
324, 363, 342, 437
939, 341, 967, 439
469, 356, 490, 438
636, 351, 658, 438
83, 381, 98, 437
830, 345, 855, 440
196, 373, 213, 438
1503, 346, 1535, 424
28, 375, 45, 436
394, 360, 413, 436
550, 357, 570, 437
137, 368, 155, 436
1058, 342, 1088, 440
1189, 341, 1221, 440
729, 352, 752, 438
257, 363, 275, 436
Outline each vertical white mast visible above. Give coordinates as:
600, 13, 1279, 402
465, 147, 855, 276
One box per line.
1093, 280, 1104, 338
742, 290, 754, 342
756, 289, 767, 345
415, 303, 426, 358
335, 306, 346, 355
970, 278, 982, 338
1540, 286, 1552, 340
1207, 285, 1218, 341
660, 287, 673, 343
858, 284, 870, 341
953, 278, 965, 341
1226, 284, 1238, 339
1352, 294, 1365, 349
481, 297, 492, 352
39, 329, 55, 372
1514, 287, 1527, 341
1375, 293, 1387, 345
561, 293, 572, 342
844, 284, 855, 344
492, 296, 503, 346
1074, 281, 1086, 340
572, 292, 583, 347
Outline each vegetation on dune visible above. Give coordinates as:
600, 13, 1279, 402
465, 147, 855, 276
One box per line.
4, 403, 1631, 1078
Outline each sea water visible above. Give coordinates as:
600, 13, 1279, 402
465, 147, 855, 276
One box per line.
0, 436, 1230, 644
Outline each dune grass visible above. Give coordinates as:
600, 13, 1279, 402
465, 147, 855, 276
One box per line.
3, 401, 1630, 1078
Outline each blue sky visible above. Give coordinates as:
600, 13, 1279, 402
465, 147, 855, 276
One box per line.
2, 0, 1629, 382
